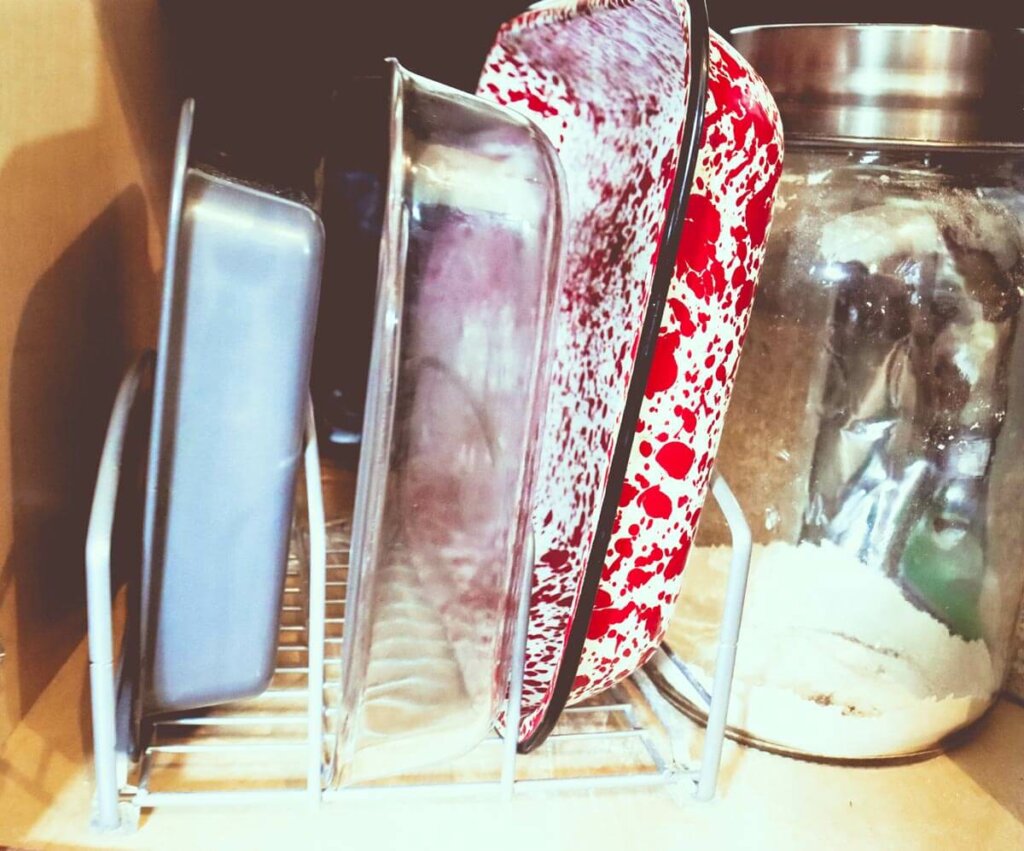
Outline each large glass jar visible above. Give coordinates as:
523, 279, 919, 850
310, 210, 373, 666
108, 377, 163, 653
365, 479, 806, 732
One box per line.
660, 25, 1024, 761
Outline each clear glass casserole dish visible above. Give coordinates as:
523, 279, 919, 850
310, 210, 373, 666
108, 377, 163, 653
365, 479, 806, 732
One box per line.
335, 61, 566, 783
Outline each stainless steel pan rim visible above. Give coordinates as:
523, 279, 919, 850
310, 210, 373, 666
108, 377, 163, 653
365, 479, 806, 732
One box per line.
138, 97, 324, 730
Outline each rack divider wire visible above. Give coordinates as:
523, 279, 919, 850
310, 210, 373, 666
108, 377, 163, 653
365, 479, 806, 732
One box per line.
85, 359, 752, 832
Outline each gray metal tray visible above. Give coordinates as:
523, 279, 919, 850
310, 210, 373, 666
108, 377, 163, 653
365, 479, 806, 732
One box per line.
140, 100, 324, 714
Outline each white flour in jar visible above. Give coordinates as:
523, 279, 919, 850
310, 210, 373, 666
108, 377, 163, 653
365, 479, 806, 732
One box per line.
664, 541, 998, 759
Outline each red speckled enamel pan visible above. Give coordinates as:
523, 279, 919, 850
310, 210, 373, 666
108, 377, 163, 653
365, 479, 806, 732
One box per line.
476, 0, 783, 750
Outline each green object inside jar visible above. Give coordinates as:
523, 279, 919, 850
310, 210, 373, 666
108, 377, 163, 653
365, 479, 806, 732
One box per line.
900, 512, 985, 641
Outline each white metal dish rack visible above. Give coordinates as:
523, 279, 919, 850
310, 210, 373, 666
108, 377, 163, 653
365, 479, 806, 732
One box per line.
85, 356, 753, 832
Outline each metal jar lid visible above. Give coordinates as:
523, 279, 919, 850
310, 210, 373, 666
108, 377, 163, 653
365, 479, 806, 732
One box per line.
730, 24, 1024, 149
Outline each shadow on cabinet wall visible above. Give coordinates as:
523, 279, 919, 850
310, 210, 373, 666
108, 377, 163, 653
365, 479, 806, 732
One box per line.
1, 187, 151, 729
0, 0, 175, 746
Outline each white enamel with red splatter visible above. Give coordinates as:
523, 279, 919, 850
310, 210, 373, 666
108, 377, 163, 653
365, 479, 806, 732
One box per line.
478, 0, 782, 741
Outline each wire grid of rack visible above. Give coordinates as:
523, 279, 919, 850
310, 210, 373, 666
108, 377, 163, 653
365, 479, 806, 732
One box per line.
86, 363, 752, 831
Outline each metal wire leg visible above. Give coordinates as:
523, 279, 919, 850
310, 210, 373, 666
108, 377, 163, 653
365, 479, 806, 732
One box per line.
85, 355, 151, 831
302, 397, 327, 800
693, 472, 752, 801
500, 528, 535, 797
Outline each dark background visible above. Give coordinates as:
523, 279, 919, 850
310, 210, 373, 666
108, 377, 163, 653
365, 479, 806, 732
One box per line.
165, 0, 1024, 189
166, 0, 1024, 93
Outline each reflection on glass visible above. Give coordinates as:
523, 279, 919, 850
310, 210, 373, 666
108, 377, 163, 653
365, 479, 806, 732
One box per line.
666, 148, 1024, 760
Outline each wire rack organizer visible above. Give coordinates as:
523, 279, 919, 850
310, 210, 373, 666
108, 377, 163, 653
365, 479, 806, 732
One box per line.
85, 357, 753, 832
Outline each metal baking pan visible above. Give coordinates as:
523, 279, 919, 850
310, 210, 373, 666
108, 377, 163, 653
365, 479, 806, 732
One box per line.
139, 99, 324, 715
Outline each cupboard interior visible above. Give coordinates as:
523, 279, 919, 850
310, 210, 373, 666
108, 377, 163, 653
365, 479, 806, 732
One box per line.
0, 0, 176, 745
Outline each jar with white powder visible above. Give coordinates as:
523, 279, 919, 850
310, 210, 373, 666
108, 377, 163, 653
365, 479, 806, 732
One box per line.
653, 24, 1024, 760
